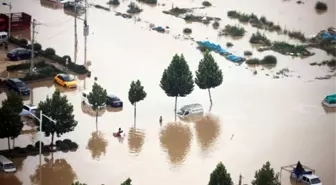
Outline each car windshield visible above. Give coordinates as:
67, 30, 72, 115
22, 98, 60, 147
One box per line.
177, 110, 184, 115
4, 163, 15, 169
15, 81, 26, 87
311, 178, 321, 184
63, 75, 74, 82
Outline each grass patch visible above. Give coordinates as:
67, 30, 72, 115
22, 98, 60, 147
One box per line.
107, 0, 120, 6
226, 42, 233, 47
315, 1, 327, 11
244, 51, 253, 56
271, 41, 311, 56
246, 55, 277, 65
219, 25, 246, 37
202, 1, 212, 7
183, 28, 192, 34
137, 0, 157, 4
249, 31, 271, 46
212, 21, 220, 29
127, 2, 142, 14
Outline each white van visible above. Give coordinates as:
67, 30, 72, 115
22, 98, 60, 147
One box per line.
0, 155, 16, 173
177, 103, 204, 118
0, 32, 8, 45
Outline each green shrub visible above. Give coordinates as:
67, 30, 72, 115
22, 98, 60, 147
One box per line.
212, 21, 220, 29
272, 41, 308, 55
42, 146, 51, 153
127, 2, 142, 14
244, 51, 253, 56
55, 140, 62, 146
59, 142, 70, 152
7, 61, 48, 71
108, 0, 120, 5
19, 38, 28, 46
246, 58, 260, 64
183, 28, 192, 34
22, 66, 62, 81
63, 55, 72, 63
260, 55, 277, 64
249, 31, 271, 46
18, 148, 26, 154
26, 145, 35, 151
35, 141, 44, 149
69, 142, 79, 150
137, 0, 157, 4
227, 10, 239, 18
287, 31, 306, 42
44, 48, 56, 56
63, 139, 72, 145
226, 42, 233, 47
221, 25, 246, 37
8, 36, 28, 48
238, 13, 250, 22
202, 1, 212, 6
315, 1, 327, 11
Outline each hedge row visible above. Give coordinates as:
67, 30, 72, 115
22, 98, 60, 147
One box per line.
0, 140, 79, 158
8, 37, 89, 74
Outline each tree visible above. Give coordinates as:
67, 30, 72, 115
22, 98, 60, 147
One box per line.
252, 162, 280, 185
121, 178, 132, 185
160, 54, 194, 119
208, 162, 233, 185
128, 80, 147, 126
38, 90, 77, 146
195, 52, 223, 106
87, 82, 107, 127
0, 92, 23, 150
72, 182, 87, 185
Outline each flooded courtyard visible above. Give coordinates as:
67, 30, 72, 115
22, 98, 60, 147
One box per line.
0, 0, 335, 184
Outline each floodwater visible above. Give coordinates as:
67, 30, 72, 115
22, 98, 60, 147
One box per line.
0, 0, 335, 184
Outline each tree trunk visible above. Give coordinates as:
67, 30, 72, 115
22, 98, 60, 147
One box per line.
96, 110, 98, 131
134, 103, 137, 127
7, 137, 10, 151
50, 133, 55, 146
208, 88, 213, 105
12, 138, 15, 148
174, 96, 178, 122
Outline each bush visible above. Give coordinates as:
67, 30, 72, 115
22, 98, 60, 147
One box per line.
183, 28, 192, 34
63, 139, 72, 145
212, 21, 220, 29
8, 36, 28, 48
221, 25, 245, 37
69, 142, 79, 150
226, 42, 233, 47
315, 1, 327, 11
42, 146, 51, 153
227, 10, 239, 18
246, 58, 260, 64
21, 65, 62, 81
44, 48, 56, 57
272, 41, 309, 55
260, 55, 277, 64
287, 31, 306, 42
137, 0, 157, 4
26, 144, 35, 151
18, 148, 26, 154
202, 1, 212, 6
107, 0, 120, 5
127, 2, 142, 14
55, 140, 62, 146
244, 51, 253, 56
59, 142, 70, 152
249, 31, 271, 46
19, 38, 28, 46
35, 141, 44, 149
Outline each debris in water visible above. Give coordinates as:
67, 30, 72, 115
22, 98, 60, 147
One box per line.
230, 134, 234, 140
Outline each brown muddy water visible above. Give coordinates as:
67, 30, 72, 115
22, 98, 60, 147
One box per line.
0, 0, 335, 184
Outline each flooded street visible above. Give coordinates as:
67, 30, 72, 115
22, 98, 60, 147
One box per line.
0, 0, 335, 184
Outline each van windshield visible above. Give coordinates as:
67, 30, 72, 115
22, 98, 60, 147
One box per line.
311, 178, 321, 184
4, 163, 15, 169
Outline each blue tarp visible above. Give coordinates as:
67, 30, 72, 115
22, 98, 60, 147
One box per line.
197, 41, 244, 62
321, 32, 336, 41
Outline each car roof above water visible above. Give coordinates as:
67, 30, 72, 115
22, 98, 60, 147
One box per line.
107, 94, 119, 99
9, 78, 23, 83
0, 155, 13, 164
180, 103, 203, 111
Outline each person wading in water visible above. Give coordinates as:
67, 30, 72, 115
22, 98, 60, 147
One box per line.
159, 116, 163, 125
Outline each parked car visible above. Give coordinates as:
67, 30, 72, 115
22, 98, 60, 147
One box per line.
176, 103, 204, 118
107, 94, 123, 108
81, 90, 106, 108
22, 104, 38, 117
7, 48, 37, 61
54, 74, 77, 88
6, 78, 30, 96
0, 32, 8, 45
0, 155, 16, 173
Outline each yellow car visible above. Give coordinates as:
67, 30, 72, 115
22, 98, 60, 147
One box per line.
54, 74, 77, 89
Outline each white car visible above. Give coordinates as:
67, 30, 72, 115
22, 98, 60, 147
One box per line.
21, 104, 38, 117
81, 91, 106, 108
177, 103, 204, 118
291, 173, 322, 185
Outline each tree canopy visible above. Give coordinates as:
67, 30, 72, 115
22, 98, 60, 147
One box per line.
38, 89, 77, 145
195, 52, 223, 105
128, 80, 147, 105
160, 54, 194, 97
72, 182, 87, 185
121, 178, 132, 185
88, 82, 108, 111
0, 92, 23, 150
251, 161, 280, 185
208, 162, 233, 185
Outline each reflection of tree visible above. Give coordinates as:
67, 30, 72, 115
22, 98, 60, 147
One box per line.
87, 131, 108, 160
194, 114, 220, 153
12, 156, 28, 171
0, 174, 22, 185
160, 122, 192, 165
30, 158, 76, 185
81, 103, 106, 117
128, 127, 145, 154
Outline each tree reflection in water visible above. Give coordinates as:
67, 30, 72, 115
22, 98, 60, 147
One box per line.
87, 131, 108, 160
0, 173, 22, 185
128, 127, 145, 154
194, 114, 221, 154
12, 156, 28, 171
30, 158, 76, 185
160, 122, 192, 166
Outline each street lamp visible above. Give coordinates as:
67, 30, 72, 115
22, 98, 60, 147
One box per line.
20, 109, 56, 167
2, 2, 12, 38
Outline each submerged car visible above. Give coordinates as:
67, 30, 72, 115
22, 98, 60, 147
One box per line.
54, 74, 77, 88
7, 48, 37, 61
6, 78, 30, 96
107, 94, 123, 108
177, 103, 204, 118
0, 155, 16, 173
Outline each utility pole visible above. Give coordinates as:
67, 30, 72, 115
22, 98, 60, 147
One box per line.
84, 0, 89, 67
2, 2, 12, 37
29, 19, 37, 74
74, 4, 78, 64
